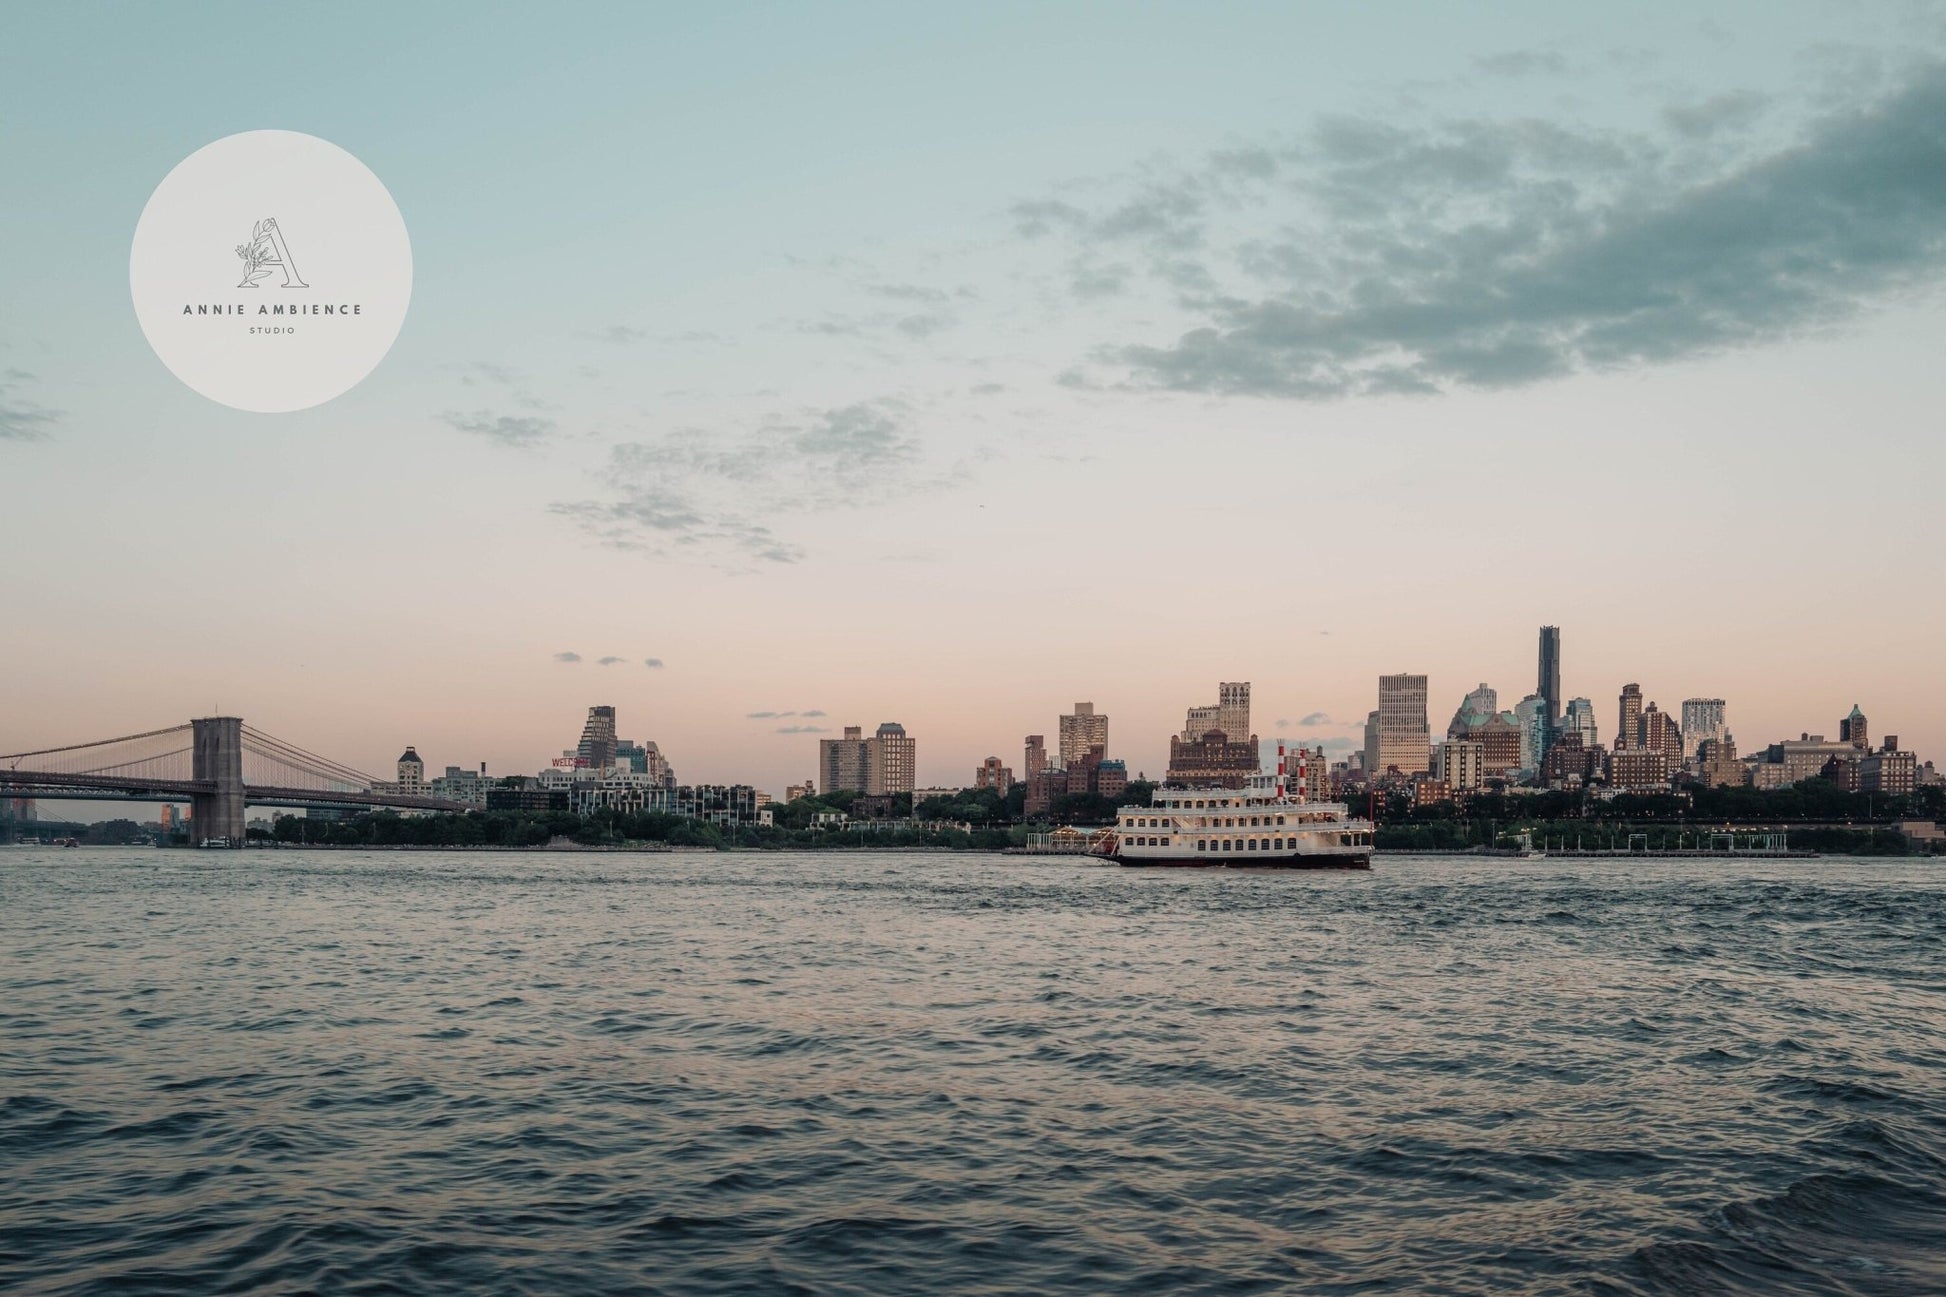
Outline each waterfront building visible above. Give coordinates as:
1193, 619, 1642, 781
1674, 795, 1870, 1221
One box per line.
1435, 739, 1484, 793
395, 747, 426, 797
1696, 736, 1746, 788
1181, 682, 1250, 744
1059, 703, 1109, 769
1641, 704, 1683, 766
784, 781, 815, 803
1841, 705, 1869, 750
1537, 625, 1562, 737
820, 723, 917, 796
1096, 759, 1129, 800
974, 756, 1013, 794
911, 786, 961, 810
1166, 729, 1260, 788
613, 738, 677, 786
1446, 683, 1499, 740
576, 706, 618, 769
1616, 684, 1643, 751
1514, 694, 1548, 774
1376, 674, 1431, 776
485, 777, 569, 814
1681, 699, 1727, 760
1065, 744, 1108, 796
1562, 697, 1598, 749
627, 739, 675, 787
1541, 733, 1601, 787
1609, 749, 1670, 790
1413, 777, 1453, 807
1023, 735, 1047, 779
1291, 745, 1328, 802
868, 722, 916, 795
1464, 713, 1524, 779
1823, 753, 1864, 792
820, 727, 869, 793
429, 763, 493, 808
1024, 766, 1068, 816
1752, 734, 1859, 785
1363, 710, 1381, 775
1861, 739, 1915, 795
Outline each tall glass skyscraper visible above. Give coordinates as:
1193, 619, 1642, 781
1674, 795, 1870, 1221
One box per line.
1537, 625, 1562, 735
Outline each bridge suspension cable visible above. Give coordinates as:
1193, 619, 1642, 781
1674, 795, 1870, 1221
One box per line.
0, 724, 194, 768
240, 725, 381, 790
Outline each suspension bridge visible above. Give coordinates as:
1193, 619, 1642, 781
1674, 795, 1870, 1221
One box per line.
0, 718, 466, 846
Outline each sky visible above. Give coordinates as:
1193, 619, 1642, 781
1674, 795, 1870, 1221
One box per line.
4, 1, 1945, 800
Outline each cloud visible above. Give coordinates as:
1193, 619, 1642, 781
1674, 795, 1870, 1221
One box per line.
800, 709, 826, 718
1022, 64, 1946, 399
596, 656, 624, 665
747, 710, 795, 719
553, 651, 582, 663
1299, 712, 1333, 726
454, 360, 521, 387
1662, 90, 1771, 139
867, 282, 952, 303
644, 658, 664, 668
1474, 49, 1569, 77
895, 312, 953, 338
442, 410, 555, 447
553, 399, 943, 566
593, 325, 648, 344
775, 725, 831, 734
0, 369, 59, 442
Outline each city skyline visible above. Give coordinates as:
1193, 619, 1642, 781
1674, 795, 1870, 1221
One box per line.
5, 632, 1934, 815
5, 5, 1946, 795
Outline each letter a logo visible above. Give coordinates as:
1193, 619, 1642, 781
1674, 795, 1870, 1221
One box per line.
235, 216, 309, 288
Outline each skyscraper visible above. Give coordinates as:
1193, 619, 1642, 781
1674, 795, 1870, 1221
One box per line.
1681, 698, 1727, 760
1641, 704, 1682, 765
1376, 674, 1431, 775
1617, 684, 1643, 751
576, 705, 618, 769
1217, 682, 1250, 746
1059, 702, 1109, 768
1180, 682, 1251, 744
1537, 625, 1561, 735
396, 746, 425, 795
1841, 704, 1869, 750
1023, 735, 1047, 778
1562, 697, 1598, 749
820, 726, 869, 793
1447, 683, 1499, 739
1514, 695, 1548, 772
869, 722, 916, 795
819, 722, 918, 796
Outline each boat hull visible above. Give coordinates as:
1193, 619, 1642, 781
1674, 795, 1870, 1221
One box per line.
1107, 852, 1370, 871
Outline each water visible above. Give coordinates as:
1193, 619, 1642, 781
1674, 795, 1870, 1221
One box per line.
2, 850, 1942, 1296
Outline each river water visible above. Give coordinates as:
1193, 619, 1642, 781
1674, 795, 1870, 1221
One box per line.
2, 849, 1942, 1295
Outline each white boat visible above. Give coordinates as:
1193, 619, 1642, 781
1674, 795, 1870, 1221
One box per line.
1093, 744, 1374, 869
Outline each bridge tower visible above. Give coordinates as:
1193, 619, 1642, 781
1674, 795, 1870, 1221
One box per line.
190, 716, 246, 847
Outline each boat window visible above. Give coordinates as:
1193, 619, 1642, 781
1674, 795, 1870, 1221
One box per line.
1196, 839, 1205, 851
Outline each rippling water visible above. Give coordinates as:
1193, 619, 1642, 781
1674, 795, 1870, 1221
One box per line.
2, 849, 1943, 1295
